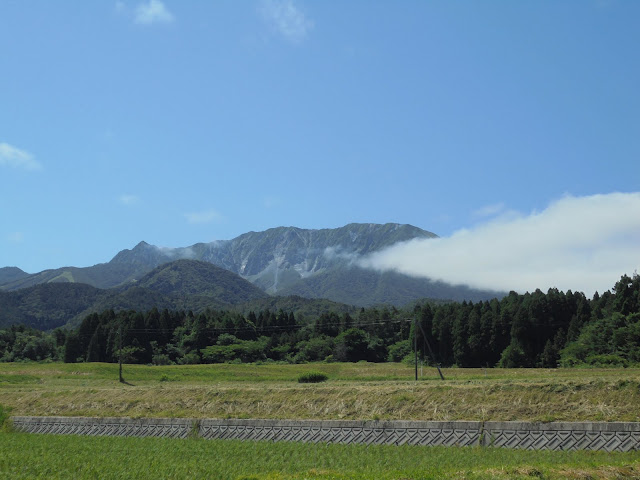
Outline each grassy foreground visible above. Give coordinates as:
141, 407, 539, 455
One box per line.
1, 431, 640, 480
1, 362, 640, 422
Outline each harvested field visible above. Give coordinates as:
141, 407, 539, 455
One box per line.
1, 363, 639, 422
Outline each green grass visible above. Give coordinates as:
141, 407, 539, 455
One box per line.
2, 362, 640, 422
2, 363, 640, 478
2, 361, 639, 384
1, 431, 639, 480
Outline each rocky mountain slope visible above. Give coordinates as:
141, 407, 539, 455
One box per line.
0, 223, 503, 306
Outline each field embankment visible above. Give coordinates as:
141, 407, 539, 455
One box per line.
1, 363, 640, 422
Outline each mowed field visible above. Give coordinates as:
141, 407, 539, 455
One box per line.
1, 362, 640, 422
2, 363, 640, 479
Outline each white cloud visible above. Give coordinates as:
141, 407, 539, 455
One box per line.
473, 202, 506, 218
323, 246, 358, 264
260, 0, 313, 43
119, 194, 139, 205
134, 0, 174, 25
360, 192, 640, 297
184, 209, 222, 224
0, 143, 42, 171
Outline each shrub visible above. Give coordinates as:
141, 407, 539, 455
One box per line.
585, 354, 628, 367
178, 352, 200, 365
297, 372, 328, 383
498, 342, 527, 368
388, 340, 411, 362
152, 354, 172, 366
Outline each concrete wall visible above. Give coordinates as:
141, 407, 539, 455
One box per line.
11, 416, 640, 451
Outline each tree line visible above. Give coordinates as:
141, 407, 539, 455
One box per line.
1, 274, 638, 368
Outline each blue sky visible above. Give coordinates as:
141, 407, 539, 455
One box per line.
1, 1, 639, 294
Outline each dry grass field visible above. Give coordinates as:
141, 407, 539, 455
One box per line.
2, 362, 640, 422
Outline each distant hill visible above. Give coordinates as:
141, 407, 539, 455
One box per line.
0, 283, 104, 330
0, 267, 30, 285
0, 260, 358, 330
0, 255, 161, 291
132, 259, 268, 303
0, 223, 505, 306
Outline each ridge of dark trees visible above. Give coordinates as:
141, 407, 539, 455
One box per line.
1, 274, 638, 368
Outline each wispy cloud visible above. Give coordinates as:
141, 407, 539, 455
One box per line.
473, 202, 506, 218
360, 192, 640, 297
7, 232, 24, 243
0, 143, 42, 171
260, 0, 313, 43
134, 0, 174, 25
119, 194, 139, 205
184, 209, 222, 224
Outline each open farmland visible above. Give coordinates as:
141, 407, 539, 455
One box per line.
1, 362, 640, 422
2, 431, 640, 480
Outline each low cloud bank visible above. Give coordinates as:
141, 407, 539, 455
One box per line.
359, 192, 640, 297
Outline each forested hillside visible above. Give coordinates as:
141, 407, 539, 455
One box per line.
0, 261, 269, 330
2, 274, 637, 368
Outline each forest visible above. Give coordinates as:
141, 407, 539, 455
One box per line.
1, 274, 638, 368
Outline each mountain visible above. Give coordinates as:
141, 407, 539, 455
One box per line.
0, 267, 29, 285
0, 223, 504, 306
131, 259, 268, 304
277, 266, 500, 306
0, 260, 356, 331
0, 247, 163, 291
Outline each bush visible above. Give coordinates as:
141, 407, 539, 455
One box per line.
294, 336, 334, 363
152, 354, 172, 366
585, 354, 628, 367
388, 340, 411, 362
178, 352, 200, 365
498, 342, 527, 368
297, 372, 328, 383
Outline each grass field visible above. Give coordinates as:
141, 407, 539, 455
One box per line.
1, 431, 640, 480
1, 362, 640, 422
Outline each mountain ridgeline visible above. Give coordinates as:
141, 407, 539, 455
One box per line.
0, 223, 504, 330
0, 260, 271, 330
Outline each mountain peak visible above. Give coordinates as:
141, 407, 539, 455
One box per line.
0, 266, 30, 286
1, 223, 499, 307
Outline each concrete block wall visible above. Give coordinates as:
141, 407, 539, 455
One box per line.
11, 416, 640, 451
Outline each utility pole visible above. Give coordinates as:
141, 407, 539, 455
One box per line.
118, 321, 124, 383
414, 317, 418, 381
414, 316, 445, 381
